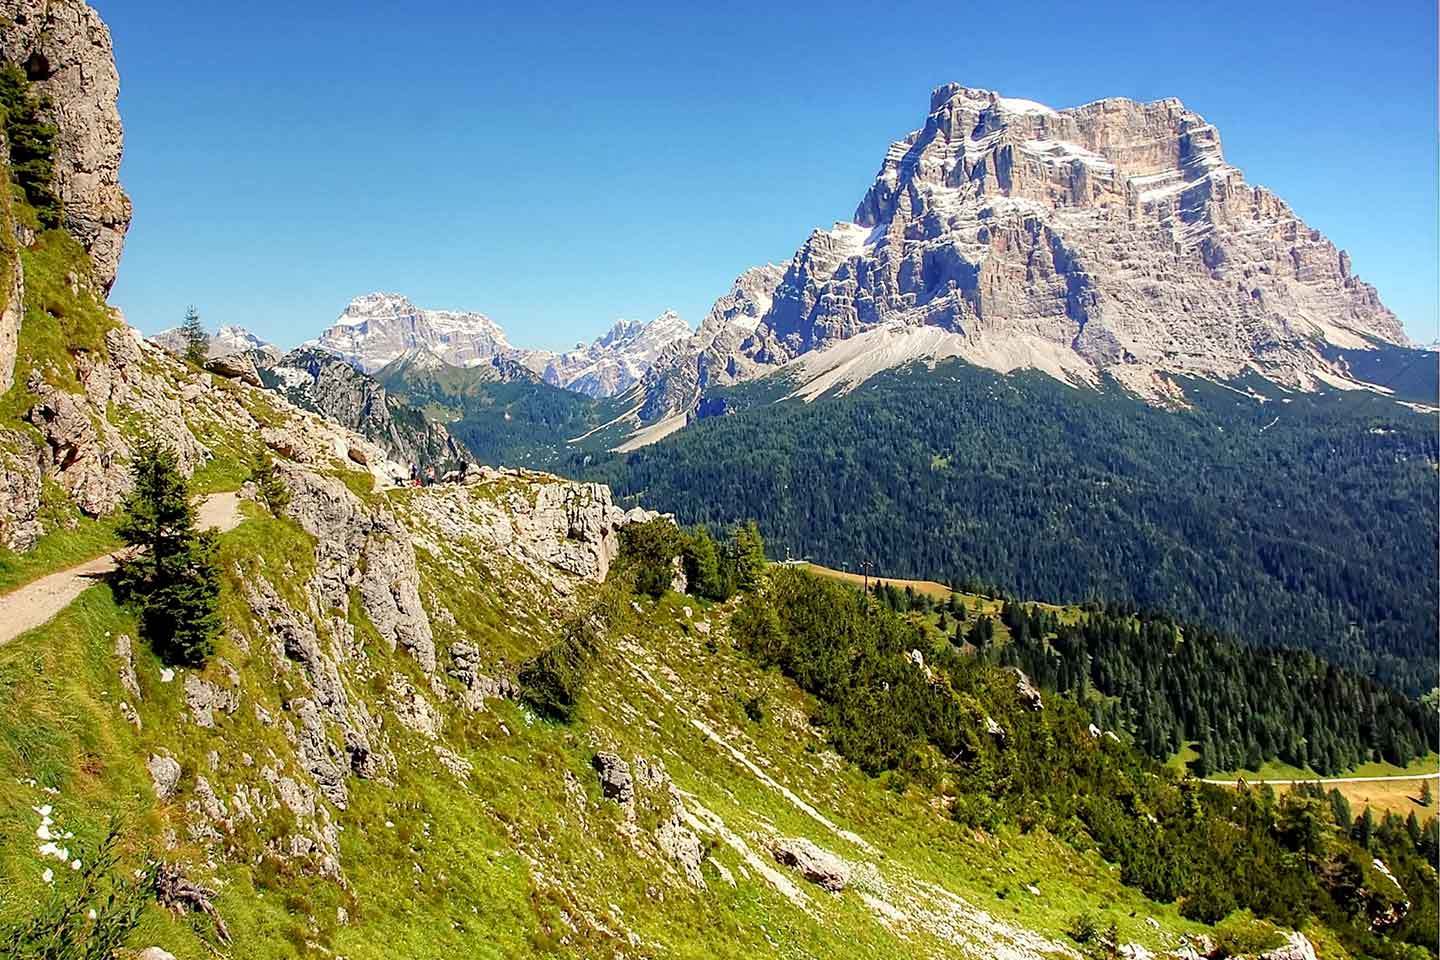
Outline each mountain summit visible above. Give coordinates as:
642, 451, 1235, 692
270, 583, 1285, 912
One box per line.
639, 84, 1407, 421
307, 293, 526, 373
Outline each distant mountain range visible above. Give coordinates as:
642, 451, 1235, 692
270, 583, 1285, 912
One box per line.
319, 84, 1428, 453
299, 292, 695, 400
151, 323, 282, 361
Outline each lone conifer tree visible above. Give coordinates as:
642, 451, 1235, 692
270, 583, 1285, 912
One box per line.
181, 306, 208, 366
115, 440, 220, 666
247, 447, 290, 516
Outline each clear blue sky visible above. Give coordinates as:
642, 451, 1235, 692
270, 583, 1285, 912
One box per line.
95, 0, 1438, 350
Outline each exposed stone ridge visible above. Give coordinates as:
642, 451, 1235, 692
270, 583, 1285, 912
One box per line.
0, 0, 130, 292
261, 346, 472, 478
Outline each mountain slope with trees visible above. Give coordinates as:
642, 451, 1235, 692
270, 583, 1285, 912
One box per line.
577, 362, 1438, 695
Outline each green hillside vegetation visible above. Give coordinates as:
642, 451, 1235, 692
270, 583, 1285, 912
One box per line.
376, 354, 632, 467
814, 564, 1435, 780
734, 566, 1439, 957
576, 362, 1438, 696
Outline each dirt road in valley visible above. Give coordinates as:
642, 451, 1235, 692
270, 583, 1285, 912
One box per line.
0, 492, 245, 646
1202, 773, 1439, 786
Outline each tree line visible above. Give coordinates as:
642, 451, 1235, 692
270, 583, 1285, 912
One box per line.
578, 363, 1438, 696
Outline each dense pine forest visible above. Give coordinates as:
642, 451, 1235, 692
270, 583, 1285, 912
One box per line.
871, 584, 1435, 776
577, 363, 1439, 694
736, 567, 1439, 958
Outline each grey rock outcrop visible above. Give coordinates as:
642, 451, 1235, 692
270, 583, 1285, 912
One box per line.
770, 836, 851, 892
204, 351, 263, 387
184, 672, 239, 728
147, 754, 182, 801
278, 464, 436, 671
593, 751, 635, 806
0, 0, 130, 292
0, 435, 42, 550
1011, 668, 1043, 712
261, 346, 470, 477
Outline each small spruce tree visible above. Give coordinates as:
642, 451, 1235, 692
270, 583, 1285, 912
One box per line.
0, 63, 60, 227
727, 521, 767, 593
114, 440, 221, 666
181, 306, 208, 366
247, 447, 290, 516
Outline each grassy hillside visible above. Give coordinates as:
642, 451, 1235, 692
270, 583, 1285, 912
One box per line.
1, 484, 1236, 960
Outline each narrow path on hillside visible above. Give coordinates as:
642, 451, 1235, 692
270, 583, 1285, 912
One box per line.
1202, 772, 1440, 786
0, 492, 245, 647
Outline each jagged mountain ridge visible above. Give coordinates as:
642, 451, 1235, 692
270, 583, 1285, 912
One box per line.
307, 292, 692, 399
542, 310, 692, 398
634, 84, 1413, 430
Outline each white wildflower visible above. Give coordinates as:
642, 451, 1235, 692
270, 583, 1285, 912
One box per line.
41, 868, 53, 883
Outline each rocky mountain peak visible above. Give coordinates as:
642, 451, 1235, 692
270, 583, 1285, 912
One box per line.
542, 310, 691, 398
748, 82, 1406, 397
311, 293, 517, 373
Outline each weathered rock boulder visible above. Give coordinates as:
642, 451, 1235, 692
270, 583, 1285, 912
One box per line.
769, 836, 851, 892
146, 754, 181, 801
204, 351, 262, 387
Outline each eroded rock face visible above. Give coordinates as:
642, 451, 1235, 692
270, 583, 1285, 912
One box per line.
0, 157, 22, 394
0, 433, 42, 550
401, 470, 663, 587
638, 84, 1407, 426
0, 0, 130, 292
757, 86, 1400, 381
278, 464, 436, 672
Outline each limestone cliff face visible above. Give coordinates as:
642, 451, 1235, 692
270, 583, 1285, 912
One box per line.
755, 85, 1402, 388
0, 0, 130, 292
637, 85, 1407, 427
